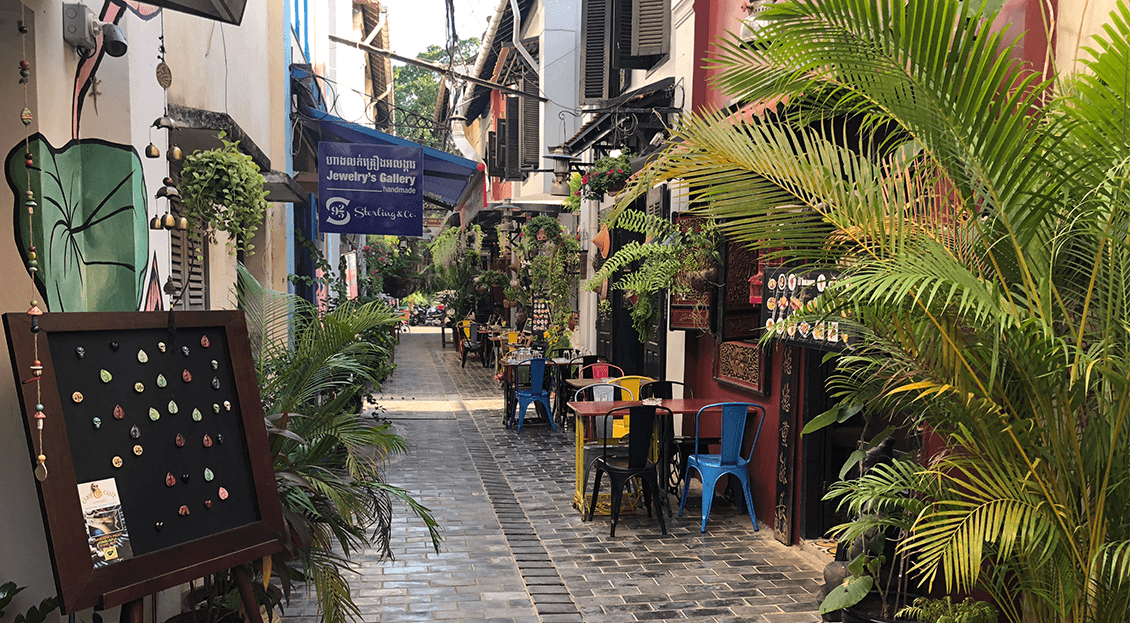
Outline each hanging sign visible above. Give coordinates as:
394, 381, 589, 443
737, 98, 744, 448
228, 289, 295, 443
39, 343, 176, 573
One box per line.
318, 142, 423, 236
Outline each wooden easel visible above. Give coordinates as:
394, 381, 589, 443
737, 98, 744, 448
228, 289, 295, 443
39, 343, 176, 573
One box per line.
117, 567, 264, 623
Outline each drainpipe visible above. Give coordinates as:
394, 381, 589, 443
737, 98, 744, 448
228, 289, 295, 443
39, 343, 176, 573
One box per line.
450, 0, 510, 162
509, 0, 538, 74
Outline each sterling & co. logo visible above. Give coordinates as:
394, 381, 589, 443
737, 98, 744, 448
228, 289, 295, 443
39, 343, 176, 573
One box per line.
325, 197, 351, 225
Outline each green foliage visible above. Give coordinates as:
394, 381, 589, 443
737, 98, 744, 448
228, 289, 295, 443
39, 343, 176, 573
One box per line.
560, 172, 583, 213
391, 40, 480, 149
179, 131, 268, 257
6, 134, 149, 312
616, 0, 1130, 620
511, 215, 580, 342
897, 596, 998, 623
820, 455, 929, 618
581, 152, 633, 201
585, 213, 719, 342
477, 269, 508, 287
0, 582, 57, 623
237, 265, 438, 623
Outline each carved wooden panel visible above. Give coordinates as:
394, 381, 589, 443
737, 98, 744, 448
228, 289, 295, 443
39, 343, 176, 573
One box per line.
712, 340, 767, 395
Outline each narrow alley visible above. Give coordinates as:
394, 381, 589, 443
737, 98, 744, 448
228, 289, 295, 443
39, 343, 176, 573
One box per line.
283, 327, 826, 623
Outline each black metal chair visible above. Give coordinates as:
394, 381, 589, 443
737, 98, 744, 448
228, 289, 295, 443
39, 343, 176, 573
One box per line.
461, 322, 487, 368
639, 381, 695, 502
587, 405, 672, 537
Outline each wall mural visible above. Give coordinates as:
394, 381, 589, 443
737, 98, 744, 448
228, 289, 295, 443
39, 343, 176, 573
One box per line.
6, 135, 149, 312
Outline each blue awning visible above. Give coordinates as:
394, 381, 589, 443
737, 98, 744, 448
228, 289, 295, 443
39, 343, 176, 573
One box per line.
298, 105, 483, 210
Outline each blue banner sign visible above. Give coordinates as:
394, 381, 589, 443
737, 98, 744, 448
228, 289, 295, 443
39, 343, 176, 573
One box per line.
317, 142, 423, 236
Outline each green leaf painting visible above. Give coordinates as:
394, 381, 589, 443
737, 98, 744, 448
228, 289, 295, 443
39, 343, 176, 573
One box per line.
6, 134, 149, 311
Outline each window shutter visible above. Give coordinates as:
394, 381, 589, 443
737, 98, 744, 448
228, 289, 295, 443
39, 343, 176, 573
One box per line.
612, 0, 648, 70
504, 96, 522, 179
496, 119, 508, 178
170, 226, 208, 310
519, 77, 540, 170
632, 0, 670, 57
580, 0, 613, 102
487, 130, 502, 178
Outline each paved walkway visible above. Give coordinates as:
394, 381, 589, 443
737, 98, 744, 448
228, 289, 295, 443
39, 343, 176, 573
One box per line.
283, 327, 825, 623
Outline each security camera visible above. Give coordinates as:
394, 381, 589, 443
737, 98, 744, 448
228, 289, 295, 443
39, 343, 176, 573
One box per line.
63, 4, 127, 58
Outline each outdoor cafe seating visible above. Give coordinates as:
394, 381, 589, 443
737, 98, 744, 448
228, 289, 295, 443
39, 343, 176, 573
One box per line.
679, 402, 765, 532
587, 405, 672, 536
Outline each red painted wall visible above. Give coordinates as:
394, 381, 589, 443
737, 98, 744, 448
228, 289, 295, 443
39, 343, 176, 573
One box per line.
693, 0, 754, 112
684, 333, 782, 527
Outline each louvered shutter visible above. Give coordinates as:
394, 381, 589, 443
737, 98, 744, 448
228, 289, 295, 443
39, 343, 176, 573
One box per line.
519, 77, 540, 170
632, 0, 670, 57
505, 96, 522, 179
580, 0, 613, 102
612, 0, 649, 70
170, 227, 208, 310
487, 130, 503, 178
495, 119, 508, 178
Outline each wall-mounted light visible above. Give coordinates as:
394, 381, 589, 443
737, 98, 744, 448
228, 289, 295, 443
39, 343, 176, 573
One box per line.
545, 146, 579, 196
63, 4, 128, 58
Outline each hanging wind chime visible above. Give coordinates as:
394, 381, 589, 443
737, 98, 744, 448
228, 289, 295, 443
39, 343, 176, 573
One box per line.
17, 12, 48, 482
148, 17, 188, 232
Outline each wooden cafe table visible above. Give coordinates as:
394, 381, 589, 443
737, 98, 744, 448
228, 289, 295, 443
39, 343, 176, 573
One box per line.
566, 398, 717, 515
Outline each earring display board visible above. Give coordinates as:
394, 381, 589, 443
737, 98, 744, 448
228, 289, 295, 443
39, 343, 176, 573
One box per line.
3, 311, 284, 614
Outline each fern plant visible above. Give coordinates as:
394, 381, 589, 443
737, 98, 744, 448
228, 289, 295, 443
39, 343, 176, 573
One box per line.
584, 212, 719, 342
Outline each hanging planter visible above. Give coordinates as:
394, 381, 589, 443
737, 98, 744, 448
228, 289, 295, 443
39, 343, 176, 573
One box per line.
580, 151, 633, 202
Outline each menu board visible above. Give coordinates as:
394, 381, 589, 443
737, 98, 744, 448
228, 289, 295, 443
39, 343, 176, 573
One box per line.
530, 298, 551, 333
760, 268, 854, 350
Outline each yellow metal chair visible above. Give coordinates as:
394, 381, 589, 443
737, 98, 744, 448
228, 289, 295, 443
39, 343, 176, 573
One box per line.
610, 376, 654, 402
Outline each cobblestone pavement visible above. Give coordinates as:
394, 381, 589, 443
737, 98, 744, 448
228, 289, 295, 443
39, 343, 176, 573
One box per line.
282, 327, 825, 623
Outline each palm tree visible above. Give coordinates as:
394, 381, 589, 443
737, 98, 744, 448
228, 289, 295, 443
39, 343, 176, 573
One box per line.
236, 265, 440, 623
612, 0, 1130, 621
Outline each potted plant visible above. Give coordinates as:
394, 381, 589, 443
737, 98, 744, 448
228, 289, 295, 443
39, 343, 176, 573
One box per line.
584, 211, 720, 342
819, 453, 928, 622
479, 269, 508, 289
580, 151, 633, 201
178, 131, 269, 257
897, 596, 997, 623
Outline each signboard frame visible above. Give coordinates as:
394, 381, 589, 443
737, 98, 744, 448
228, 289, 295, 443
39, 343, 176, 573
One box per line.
3, 311, 285, 614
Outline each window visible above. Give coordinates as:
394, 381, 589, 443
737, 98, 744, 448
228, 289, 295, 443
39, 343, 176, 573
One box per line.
170, 224, 208, 310
580, 0, 669, 103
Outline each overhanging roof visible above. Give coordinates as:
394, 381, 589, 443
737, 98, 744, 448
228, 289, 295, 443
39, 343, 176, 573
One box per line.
563, 78, 678, 155
464, 0, 535, 122
160, 0, 247, 25
297, 105, 484, 210
167, 104, 305, 204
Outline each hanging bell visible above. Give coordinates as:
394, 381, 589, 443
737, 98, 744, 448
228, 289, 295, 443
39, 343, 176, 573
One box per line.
155, 185, 180, 200
162, 213, 177, 229
150, 216, 163, 230
175, 217, 189, 231
167, 145, 183, 161
145, 143, 160, 158
152, 116, 177, 130
163, 177, 175, 187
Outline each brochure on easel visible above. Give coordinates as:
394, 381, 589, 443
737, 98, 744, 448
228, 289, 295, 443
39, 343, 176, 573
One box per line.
77, 478, 133, 567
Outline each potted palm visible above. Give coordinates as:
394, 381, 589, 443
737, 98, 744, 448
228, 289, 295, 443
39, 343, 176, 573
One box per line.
605, 0, 1130, 620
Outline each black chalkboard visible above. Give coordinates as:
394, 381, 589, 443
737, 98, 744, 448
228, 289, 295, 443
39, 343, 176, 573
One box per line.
4, 311, 284, 614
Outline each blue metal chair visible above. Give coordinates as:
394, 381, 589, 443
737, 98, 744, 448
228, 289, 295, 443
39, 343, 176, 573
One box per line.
511, 358, 556, 433
679, 402, 765, 532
